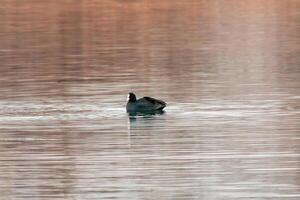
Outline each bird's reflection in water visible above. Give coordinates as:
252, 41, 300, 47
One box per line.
127, 110, 165, 121
127, 110, 165, 147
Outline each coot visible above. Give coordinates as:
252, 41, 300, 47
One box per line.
126, 93, 166, 114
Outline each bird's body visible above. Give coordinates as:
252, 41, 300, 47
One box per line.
126, 93, 166, 114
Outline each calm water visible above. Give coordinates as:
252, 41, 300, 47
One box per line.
0, 0, 300, 199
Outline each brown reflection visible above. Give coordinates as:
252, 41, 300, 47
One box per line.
0, 0, 299, 100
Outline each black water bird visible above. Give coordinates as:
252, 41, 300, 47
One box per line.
126, 93, 166, 114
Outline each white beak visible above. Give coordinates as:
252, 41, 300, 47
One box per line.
127, 94, 130, 101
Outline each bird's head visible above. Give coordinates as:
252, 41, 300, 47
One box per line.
127, 92, 137, 102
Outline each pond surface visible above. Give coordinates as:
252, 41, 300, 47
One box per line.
0, 0, 300, 199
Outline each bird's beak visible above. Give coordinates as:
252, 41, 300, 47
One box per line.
126, 94, 130, 101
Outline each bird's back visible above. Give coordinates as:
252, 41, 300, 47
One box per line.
142, 97, 166, 110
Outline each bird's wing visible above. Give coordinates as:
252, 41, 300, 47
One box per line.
143, 97, 166, 109
143, 97, 166, 105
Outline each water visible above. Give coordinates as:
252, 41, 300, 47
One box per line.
0, 0, 300, 199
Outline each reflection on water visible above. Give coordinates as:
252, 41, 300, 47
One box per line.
0, 0, 300, 199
